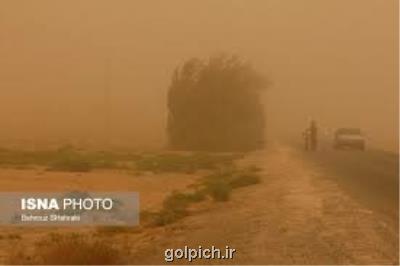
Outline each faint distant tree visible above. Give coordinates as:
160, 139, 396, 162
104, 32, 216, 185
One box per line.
167, 54, 268, 152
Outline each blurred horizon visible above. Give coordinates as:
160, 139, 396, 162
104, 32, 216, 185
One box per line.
0, 0, 398, 152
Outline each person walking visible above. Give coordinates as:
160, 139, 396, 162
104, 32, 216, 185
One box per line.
303, 129, 310, 150
309, 120, 318, 151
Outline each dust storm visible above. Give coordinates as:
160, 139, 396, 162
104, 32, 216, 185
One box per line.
0, 1, 398, 265
0, 0, 397, 151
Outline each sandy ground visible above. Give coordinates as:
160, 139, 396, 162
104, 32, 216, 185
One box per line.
0, 168, 202, 262
0, 144, 398, 264
0, 168, 200, 210
133, 144, 399, 264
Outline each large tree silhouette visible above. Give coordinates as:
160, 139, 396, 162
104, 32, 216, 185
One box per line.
167, 55, 267, 152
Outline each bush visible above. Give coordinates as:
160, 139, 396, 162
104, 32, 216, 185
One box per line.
153, 208, 186, 226
145, 167, 262, 227
203, 168, 261, 201
148, 190, 207, 226
206, 179, 232, 202
162, 192, 192, 212
185, 189, 207, 202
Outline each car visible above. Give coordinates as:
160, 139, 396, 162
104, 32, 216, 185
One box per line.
333, 128, 365, 150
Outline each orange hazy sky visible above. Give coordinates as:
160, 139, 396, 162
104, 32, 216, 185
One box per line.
0, 0, 398, 150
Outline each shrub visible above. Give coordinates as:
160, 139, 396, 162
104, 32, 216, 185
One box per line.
153, 208, 186, 226
148, 190, 207, 226
163, 192, 191, 212
206, 179, 232, 201
145, 166, 262, 227
203, 168, 261, 201
229, 173, 261, 188
185, 189, 207, 202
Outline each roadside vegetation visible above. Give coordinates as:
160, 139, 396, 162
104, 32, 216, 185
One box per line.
3, 144, 262, 264
143, 166, 261, 226
0, 146, 241, 173
6, 159, 262, 264
0, 146, 138, 172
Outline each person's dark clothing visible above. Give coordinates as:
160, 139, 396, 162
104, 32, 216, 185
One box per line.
309, 121, 318, 151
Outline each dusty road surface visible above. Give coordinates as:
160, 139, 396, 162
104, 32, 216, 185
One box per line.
304, 147, 399, 222
137, 144, 399, 265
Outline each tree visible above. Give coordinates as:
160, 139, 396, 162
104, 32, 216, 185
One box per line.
167, 54, 268, 152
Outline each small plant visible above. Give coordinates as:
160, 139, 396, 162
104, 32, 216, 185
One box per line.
148, 190, 207, 226
203, 168, 261, 201
153, 192, 192, 225
185, 189, 207, 202
153, 208, 186, 226
206, 179, 232, 201
140, 160, 262, 229
229, 172, 261, 188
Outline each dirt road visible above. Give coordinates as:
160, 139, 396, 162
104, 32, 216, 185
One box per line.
137, 144, 399, 264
